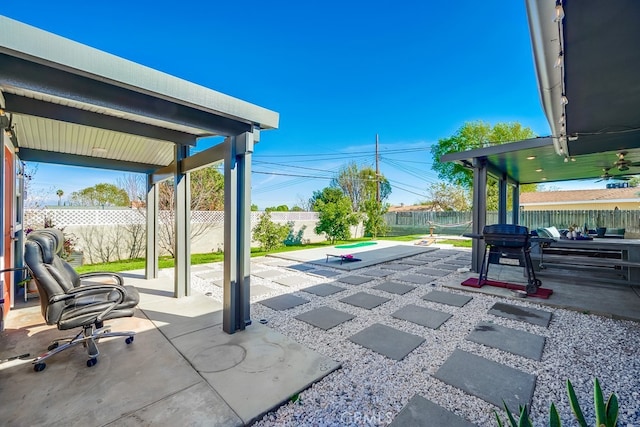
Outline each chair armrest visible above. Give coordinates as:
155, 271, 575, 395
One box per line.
79, 271, 124, 286
51, 282, 129, 322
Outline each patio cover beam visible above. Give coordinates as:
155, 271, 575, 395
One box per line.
17, 148, 162, 174
146, 175, 159, 279
174, 145, 191, 298
3, 93, 196, 146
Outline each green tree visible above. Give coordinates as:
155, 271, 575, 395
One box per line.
423, 182, 471, 211
55, 189, 64, 206
265, 205, 289, 212
363, 199, 389, 238
313, 187, 359, 244
251, 204, 259, 211
290, 205, 304, 212
430, 121, 538, 209
431, 121, 536, 188
252, 211, 289, 251
330, 162, 391, 211
71, 183, 130, 207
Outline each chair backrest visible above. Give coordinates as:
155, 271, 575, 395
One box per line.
24, 229, 82, 325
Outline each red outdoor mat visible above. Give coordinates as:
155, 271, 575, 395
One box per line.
461, 277, 554, 299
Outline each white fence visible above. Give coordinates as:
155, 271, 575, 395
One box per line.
23, 208, 341, 263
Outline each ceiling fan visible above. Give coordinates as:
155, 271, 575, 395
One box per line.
596, 167, 631, 182
613, 151, 640, 171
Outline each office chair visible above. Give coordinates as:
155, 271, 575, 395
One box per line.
24, 229, 140, 372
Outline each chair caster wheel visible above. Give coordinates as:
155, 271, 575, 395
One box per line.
86, 358, 98, 368
125, 336, 134, 345
34, 363, 46, 372
47, 342, 59, 351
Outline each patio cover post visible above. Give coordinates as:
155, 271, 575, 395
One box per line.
512, 183, 520, 225
498, 174, 508, 224
174, 145, 191, 297
223, 132, 253, 334
471, 158, 488, 273
145, 174, 159, 279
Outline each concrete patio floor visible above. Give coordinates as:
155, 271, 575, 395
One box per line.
0, 243, 639, 426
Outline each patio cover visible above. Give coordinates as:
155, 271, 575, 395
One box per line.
0, 16, 279, 333
442, 0, 640, 272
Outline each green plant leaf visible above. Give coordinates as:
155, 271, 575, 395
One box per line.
567, 380, 588, 427
517, 405, 533, 427
594, 378, 606, 426
494, 411, 504, 427
605, 393, 619, 427
503, 401, 519, 427
549, 403, 562, 427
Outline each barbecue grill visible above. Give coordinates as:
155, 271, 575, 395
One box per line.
479, 224, 542, 295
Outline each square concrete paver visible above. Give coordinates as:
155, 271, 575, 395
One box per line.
337, 275, 373, 285
295, 306, 355, 330
287, 264, 315, 272
373, 281, 416, 295
380, 263, 413, 271
259, 294, 309, 311
349, 323, 425, 361
397, 259, 426, 266
423, 290, 472, 307
252, 270, 284, 279
396, 274, 436, 285
389, 394, 477, 427
274, 276, 311, 287
392, 304, 452, 329
466, 321, 546, 361
309, 269, 341, 278
340, 292, 390, 309
434, 349, 536, 410
432, 263, 461, 271
195, 271, 223, 280
414, 267, 451, 277
251, 285, 275, 299
301, 283, 346, 297
488, 302, 552, 327
361, 268, 394, 277
174, 323, 341, 425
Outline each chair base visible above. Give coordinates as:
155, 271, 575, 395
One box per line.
32, 323, 135, 372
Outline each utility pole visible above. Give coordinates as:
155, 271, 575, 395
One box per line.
375, 133, 380, 203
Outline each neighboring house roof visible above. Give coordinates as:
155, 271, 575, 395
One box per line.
520, 187, 640, 205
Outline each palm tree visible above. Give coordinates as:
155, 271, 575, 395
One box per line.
56, 189, 64, 206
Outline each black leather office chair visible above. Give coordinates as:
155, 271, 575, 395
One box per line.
24, 229, 140, 372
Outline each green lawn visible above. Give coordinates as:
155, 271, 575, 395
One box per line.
75, 235, 471, 274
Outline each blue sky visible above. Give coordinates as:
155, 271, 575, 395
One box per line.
2, 1, 570, 209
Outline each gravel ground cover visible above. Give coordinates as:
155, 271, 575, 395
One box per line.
194, 248, 640, 427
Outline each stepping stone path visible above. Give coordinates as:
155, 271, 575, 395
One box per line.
309, 269, 341, 278
287, 264, 315, 272
340, 292, 390, 310
349, 323, 424, 361
396, 273, 436, 285
337, 275, 373, 286
372, 281, 416, 295
434, 349, 537, 410
196, 271, 223, 280
396, 259, 425, 266
432, 263, 461, 271
295, 306, 355, 330
414, 267, 451, 277
251, 285, 275, 298
360, 268, 394, 277
422, 290, 472, 307
390, 395, 477, 427
252, 270, 284, 279
380, 263, 413, 271
392, 304, 452, 329
259, 294, 309, 311
489, 302, 552, 327
275, 276, 311, 287
301, 283, 345, 297
466, 321, 546, 361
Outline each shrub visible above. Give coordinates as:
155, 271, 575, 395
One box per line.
252, 212, 289, 252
